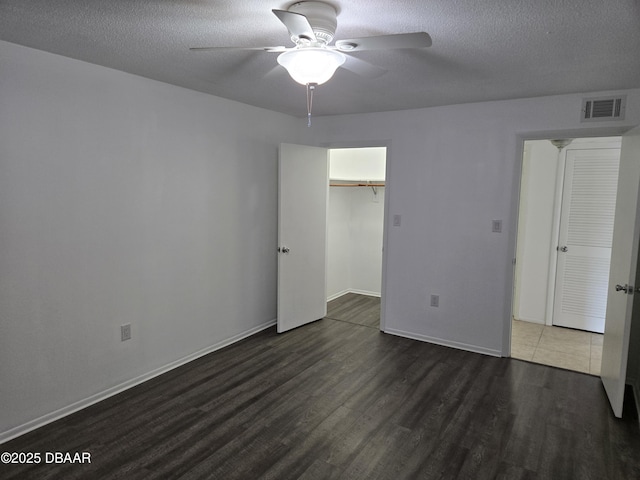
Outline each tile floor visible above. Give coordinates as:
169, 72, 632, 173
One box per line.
511, 319, 603, 375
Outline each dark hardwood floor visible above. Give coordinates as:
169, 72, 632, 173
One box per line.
326, 293, 381, 329
2, 299, 639, 479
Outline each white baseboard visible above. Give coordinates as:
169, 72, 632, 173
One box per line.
349, 289, 381, 298
513, 317, 545, 325
0, 319, 276, 444
327, 289, 351, 302
327, 289, 381, 302
384, 327, 502, 358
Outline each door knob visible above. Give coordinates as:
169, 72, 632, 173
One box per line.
615, 284, 632, 294
559, 246, 568, 252
278, 246, 290, 254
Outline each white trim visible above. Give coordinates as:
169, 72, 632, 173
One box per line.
545, 145, 566, 326
348, 289, 381, 298
379, 142, 391, 333
327, 289, 351, 301
0, 319, 276, 444
327, 289, 381, 302
384, 327, 502, 358
513, 317, 545, 325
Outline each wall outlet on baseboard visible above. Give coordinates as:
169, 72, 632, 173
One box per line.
430, 294, 439, 308
121, 324, 131, 342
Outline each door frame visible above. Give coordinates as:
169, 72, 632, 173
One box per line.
322, 139, 392, 332
506, 126, 636, 358
512, 137, 621, 333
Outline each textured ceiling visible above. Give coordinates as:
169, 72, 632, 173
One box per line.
1, 0, 639, 117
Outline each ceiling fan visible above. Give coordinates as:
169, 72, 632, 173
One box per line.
190, 1, 432, 123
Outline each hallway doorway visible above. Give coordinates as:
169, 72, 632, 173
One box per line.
511, 137, 621, 373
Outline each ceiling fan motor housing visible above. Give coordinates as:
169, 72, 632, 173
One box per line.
288, 1, 337, 44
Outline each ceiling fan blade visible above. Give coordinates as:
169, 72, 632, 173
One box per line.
340, 55, 387, 78
272, 9, 317, 42
335, 32, 432, 52
190, 46, 288, 52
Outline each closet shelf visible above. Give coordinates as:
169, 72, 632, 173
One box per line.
329, 182, 385, 187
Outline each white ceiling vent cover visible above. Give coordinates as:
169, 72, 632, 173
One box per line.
581, 96, 626, 122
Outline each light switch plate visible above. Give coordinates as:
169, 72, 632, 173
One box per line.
121, 324, 131, 341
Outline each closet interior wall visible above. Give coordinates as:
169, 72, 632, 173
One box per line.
327, 148, 386, 301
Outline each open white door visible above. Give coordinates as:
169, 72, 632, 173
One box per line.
601, 126, 640, 417
277, 143, 329, 333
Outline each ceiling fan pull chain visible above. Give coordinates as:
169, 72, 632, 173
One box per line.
306, 83, 317, 127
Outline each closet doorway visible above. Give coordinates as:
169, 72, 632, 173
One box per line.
511, 137, 621, 374
326, 147, 386, 329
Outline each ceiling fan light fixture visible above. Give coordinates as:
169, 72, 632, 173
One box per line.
277, 48, 346, 85
338, 42, 357, 51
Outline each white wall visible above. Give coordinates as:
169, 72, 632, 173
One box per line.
513, 140, 559, 323
327, 186, 352, 298
0, 41, 303, 441
329, 147, 386, 181
327, 185, 385, 299
312, 89, 640, 356
349, 187, 385, 296
3, 38, 640, 441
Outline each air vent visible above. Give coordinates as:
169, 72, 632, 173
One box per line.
581, 96, 626, 122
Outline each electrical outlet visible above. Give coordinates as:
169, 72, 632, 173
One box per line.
430, 294, 439, 307
121, 324, 131, 342
492, 220, 502, 233
393, 214, 402, 227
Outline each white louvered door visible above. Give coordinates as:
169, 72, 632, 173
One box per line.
553, 148, 620, 333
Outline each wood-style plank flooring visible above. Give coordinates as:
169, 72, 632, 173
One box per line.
327, 293, 381, 329
2, 298, 639, 479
